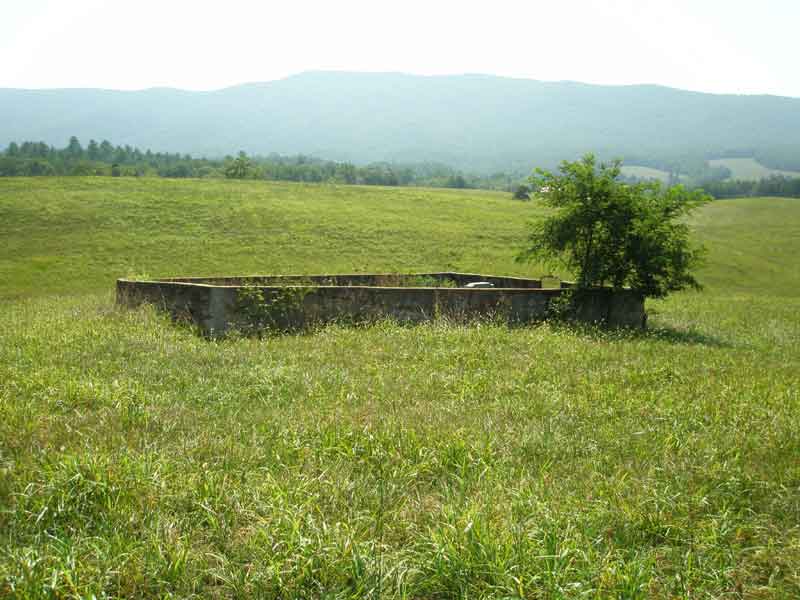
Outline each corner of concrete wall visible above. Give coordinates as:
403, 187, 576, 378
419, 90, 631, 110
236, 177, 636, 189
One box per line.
205, 287, 237, 336
607, 291, 647, 328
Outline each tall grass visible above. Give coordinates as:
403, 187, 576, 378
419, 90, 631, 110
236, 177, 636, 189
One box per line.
1, 178, 798, 597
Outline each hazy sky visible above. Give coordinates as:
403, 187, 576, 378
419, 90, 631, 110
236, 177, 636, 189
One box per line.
2, 0, 798, 97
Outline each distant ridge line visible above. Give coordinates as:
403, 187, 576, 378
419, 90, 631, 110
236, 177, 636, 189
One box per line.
2, 71, 800, 173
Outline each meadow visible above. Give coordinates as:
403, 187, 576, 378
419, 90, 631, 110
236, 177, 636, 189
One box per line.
1, 177, 798, 598
619, 166, 675, 183
707, 158, 800, 182
622, 159, 800, 185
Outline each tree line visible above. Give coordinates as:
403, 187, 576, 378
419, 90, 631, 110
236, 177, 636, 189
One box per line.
696, 175, 800, 199
3, 137, 799, 199
0, 137, 514, 190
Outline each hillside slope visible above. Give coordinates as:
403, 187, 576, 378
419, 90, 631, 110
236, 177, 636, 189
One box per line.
708, 157, 800, 180
1, 177, 798, 300
2, 72, 800, 172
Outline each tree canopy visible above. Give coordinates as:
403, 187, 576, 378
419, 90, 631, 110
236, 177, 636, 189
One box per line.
518, 154, 711, 299
0, 137, 515, 190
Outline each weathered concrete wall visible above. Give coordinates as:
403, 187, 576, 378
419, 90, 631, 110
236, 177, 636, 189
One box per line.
116, 273, 646, 335
571, 289, 648, 329
116, 279, 230, 332
158, 272, 550, 289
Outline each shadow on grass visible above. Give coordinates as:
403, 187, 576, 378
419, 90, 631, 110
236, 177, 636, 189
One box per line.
162, 304, 731, 349
539, 318, 732, 348
298, 317, 731, 348
637, 324, 731, 347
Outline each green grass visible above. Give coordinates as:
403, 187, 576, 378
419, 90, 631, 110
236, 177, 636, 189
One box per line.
1, 177, 799, 598
619, 166, 675, 183
623, 159, 800, 184
0, 177, 541, 300
708, 158, 800, 181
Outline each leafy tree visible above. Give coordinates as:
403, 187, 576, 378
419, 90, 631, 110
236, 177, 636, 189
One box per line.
67, 136, 83, 158
87, 139, 100, 160
0, 157, 22, 175
512, 183, 531, 200
69, 161, 96, 176
338, 162, 357, 184
27, 159, 55, 176
224, 152, 253, 179
518, 154, 711, 299
99, 140, 114, 162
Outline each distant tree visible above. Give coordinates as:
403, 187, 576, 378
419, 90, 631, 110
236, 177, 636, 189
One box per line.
224, 151, 253, 179
6, 142, 19, 157
69, 161, 96, 176
0, 157, 22, 175
512, 183, 531, 200
338, 162, 357, 184
20, 141, 50, 158
113, 146, 129, 164
27, 160, 55, 176
66, 136, 83, 158
518, 154, 711, 299
446, 174, 467, 188
98, 140, 114, 162
87, 139, 100, 161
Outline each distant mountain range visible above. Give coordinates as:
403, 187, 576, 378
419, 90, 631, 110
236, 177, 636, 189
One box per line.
2, 71, 800, 174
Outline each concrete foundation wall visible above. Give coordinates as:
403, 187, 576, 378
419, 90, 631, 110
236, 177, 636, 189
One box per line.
158, 272, 548, 289
116, 273, 646, 335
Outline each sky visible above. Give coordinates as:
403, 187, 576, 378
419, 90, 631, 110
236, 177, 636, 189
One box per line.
1, 0, 798, 97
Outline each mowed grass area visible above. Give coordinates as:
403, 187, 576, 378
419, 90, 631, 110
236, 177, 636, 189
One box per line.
0, 177, 541, 300
1, 178, 799, 598
708, 158, 800, 181
619, 166, 677, 183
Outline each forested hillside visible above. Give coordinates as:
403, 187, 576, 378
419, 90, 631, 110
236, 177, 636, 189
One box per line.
2, 71, 800, 174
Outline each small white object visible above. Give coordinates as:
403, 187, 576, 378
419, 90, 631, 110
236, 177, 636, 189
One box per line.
464, 281, 494, 288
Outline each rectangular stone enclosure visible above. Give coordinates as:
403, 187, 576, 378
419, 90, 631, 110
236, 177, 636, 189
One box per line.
116, 272, 646, 335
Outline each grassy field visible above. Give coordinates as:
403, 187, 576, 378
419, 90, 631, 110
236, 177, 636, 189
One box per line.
622, 159, 800, 184
0, 177, 540, 301
619, 166, 675, 183
708, 158, 800, 181
1, 178, 799, 598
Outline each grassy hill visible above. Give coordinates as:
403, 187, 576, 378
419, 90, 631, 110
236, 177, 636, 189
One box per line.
1, 177, 799, 597
0, 177, 540, 300
620, 165, 671, 182
623, 159, 800, 184
1, 177, 797, 299
618, 165, 689, 183
3, 71, 800, 173
708, 157, 800, 180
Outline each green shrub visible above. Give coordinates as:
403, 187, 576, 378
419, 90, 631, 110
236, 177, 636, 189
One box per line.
518, 154, 711, 299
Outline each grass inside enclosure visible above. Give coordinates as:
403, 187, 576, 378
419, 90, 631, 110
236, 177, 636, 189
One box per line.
1, 177, 799, 597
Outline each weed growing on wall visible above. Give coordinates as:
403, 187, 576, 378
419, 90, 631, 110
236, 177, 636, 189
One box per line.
545, 287, 576, 321
234, 285, 312, 335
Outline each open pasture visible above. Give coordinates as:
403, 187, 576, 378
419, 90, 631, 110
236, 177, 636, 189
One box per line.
1, 178, 799, 598
708, 158, 800, 181
619, 165, 674, 183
